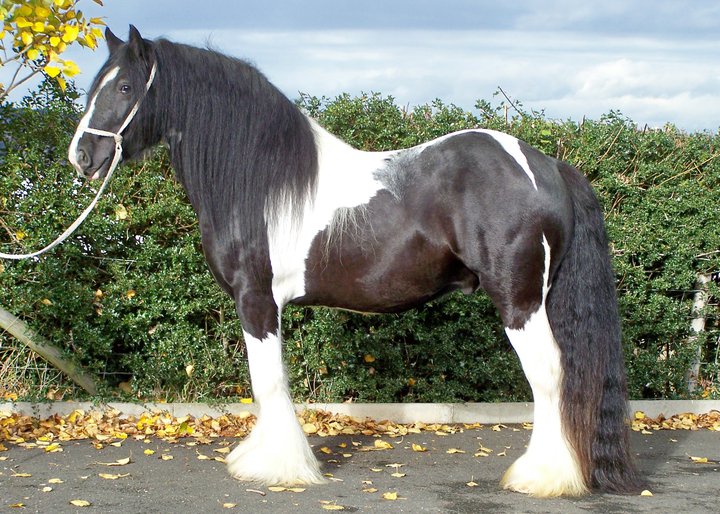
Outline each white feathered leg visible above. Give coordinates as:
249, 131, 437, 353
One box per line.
226, 330, 324, 485
502, 306, 588, 497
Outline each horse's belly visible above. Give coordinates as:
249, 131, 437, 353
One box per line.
291, 224, 479, 313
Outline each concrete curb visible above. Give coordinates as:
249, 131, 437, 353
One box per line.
2, 400, 719, 423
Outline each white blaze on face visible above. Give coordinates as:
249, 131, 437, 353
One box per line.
68, 66, 120, 174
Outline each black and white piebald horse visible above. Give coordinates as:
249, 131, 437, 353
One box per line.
69, 27, 644, 497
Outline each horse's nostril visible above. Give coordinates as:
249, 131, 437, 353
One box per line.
76, 148, 91, 170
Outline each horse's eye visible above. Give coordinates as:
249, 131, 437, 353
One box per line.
119, 84, 131, 94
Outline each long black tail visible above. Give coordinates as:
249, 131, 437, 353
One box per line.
546, 162, 645, 493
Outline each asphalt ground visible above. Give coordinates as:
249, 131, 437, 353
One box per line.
1, 425, 719, 513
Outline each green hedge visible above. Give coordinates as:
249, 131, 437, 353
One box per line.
1, 82, 718, 402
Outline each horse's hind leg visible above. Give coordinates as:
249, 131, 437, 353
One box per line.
485, 235, 587, 496
226, 296, 324, 485
502, 303, 587, 496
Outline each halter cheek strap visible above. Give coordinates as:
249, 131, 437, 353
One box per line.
0, 61, 157, 260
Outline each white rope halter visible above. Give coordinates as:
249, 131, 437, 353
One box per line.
0, 62, 157, 260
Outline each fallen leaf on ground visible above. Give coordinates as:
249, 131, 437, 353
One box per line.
97, 457, 131, 466
320, 500, 345, 510
99, 473, 130, 480
411, 443, 427, 452
640, 489, 653, 496
382, 492, 399, 500
70, 500, 91, 507
446, 448, 465, 454
374, 440, 393, 450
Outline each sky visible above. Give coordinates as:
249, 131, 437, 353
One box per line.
5, 0, 720, 132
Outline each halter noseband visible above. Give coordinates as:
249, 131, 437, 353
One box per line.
0, 61, 157, 260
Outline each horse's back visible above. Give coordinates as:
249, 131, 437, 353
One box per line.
292, 129, 575, 317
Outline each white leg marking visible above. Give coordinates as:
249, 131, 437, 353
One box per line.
68, 66, 120, 172
501, 235, 587, 497
226, 330, 324, 485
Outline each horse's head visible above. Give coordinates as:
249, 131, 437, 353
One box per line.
69, 26, 157, 180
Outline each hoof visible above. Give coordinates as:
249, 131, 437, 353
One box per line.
226, 425, 325, 486
501, 452, 588, 497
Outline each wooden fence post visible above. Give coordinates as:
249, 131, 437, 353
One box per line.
0, 306, 99, 396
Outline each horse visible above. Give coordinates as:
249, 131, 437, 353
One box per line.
68, 26, 645, 497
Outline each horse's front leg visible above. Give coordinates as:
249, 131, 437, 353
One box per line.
226, 296, 324, 485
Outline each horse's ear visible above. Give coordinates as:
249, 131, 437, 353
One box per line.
105, 27, 124, 54
128, 25, 151, 62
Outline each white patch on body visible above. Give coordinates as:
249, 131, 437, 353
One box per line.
226, 330, 324, 485
266, 118, 397, 307
68, 66, 120, 175
417, 128, 538, 189
501, 235, 587, 497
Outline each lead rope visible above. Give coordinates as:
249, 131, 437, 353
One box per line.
0, 62, 157, 260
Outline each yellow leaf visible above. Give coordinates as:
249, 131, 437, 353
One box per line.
268, 486, 286, 492
33, 21, 45, 33
16, 17, 32, 29
45, 443, 62, 452
48, 478, 64, 484
97, 457, 131, 466
18, 5, 33, 16
446, 448, 465, 454
362, 487, 378, 493
288, 487, 306, 493
240, 397, 253, 404
640, 489, 653, 496
54, 0, 70, 8
41, 298, 53, 306
99, 473, 129, 480
35, 6, 52, 18
42, 486, 53, 492
56, 76, 67, 92
222, 504, 237, 509
321, 504, 345, 511
50, 36, 61, 47
466, 481, 478, 487
634, 411, 646, 420
320, 447, 332, 454
62, 25, 79, 43
374, 440, 393, 450
15, 229, 26, 241
12, 472, 32, 477
185, 364, 194, 377
411, 443, 427, 452
382, 492, 399, 500
161, 454, 173, 461
690, 456, 709, 463
390, 472, 406, 478
363, 354, 376, 363
44, 64, 61, 78
143, 449, 155, 455
62, 59, 80, 77
20, 30, 33, 45
27, 48, 40, 60
9, 503, 25, 508
70, 500, 91, 507
302, 423, 318, 434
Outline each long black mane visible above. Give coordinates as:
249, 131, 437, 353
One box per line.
140, 39, 319, 246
